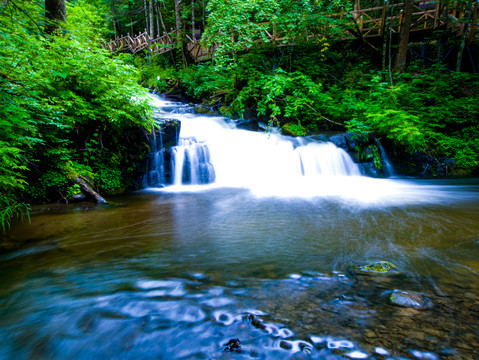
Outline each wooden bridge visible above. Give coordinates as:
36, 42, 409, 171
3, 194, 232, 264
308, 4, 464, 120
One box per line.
102, 0, 479, 63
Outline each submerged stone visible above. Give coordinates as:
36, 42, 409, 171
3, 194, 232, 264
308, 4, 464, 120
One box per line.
224, 338, 241, 353
358, 261, 399, 274
388, 290, 431, 309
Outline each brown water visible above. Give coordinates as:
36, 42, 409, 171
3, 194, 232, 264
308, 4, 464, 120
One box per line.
1, 181, 478, 359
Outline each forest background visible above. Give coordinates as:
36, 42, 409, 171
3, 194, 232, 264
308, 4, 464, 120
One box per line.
0, 0, 478, 234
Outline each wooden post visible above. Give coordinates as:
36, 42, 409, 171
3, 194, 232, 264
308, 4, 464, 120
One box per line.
380, 0, 388, 36
468, 1, 479, 43
433, 0, 441, 28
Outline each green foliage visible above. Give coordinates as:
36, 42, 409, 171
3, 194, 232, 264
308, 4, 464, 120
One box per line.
282, 122, 307, 137
179, 63, 232, 99
133, 55, 179, 90
0, 193, 30, 235
0, 0, 154, 232
343, 66, 479, 171
204, 0, 350, 69
366, 145, 382, 170
95, 165, 124, 194
233, 68, 338, 129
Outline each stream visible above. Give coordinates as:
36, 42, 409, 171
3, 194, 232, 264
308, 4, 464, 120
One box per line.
1, 96, 478, 359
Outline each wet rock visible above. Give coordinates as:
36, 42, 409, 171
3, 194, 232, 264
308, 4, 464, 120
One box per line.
155, 118, 181, 148
194, 105, 220, 116
357, 261, 399, 275
357, 162, 380, 178
235, 120, 260, 132
223, 338, 241, 353
389, 150, 457, 177
243, 313, 266, 330
329, 133, 374, 161
194, 105, 210, 114
308, 134, 330, 142
388, 290, 431, 309
328, 132, 390, 177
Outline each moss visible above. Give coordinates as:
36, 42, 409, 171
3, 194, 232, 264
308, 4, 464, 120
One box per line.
194, 105, 210, 114
219, 106, 232, 117
359, 261, 399, 274
282, 123, 307, 137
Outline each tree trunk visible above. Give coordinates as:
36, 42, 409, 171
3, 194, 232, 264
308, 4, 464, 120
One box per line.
111, 0, 121, 38
128, 0, 134, 35
156, 1, 167, 34
143, 0, 149, 34
192, 0, 195, 40
174, 0, 182, 39
155, 0, 160, 36
388, 3, 394, 85
45, 0, 66, 34
394, 0, 414, 72
149, 0, 154, 37
174, 0, 191, 67
381, 1, 389, 70
456, 0, 474, 72
70, 177, 107, 204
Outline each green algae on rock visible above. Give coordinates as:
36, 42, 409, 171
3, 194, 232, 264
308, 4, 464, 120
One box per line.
358, 261, 399, 274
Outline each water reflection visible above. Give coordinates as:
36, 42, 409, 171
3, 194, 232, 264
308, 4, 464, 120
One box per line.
1, 180, 479, 359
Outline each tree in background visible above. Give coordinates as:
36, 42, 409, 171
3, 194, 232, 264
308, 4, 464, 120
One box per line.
45, 0, 66, 33
394, 0, 413, 72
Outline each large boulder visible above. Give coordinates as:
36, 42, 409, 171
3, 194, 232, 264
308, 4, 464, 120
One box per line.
155, 118, 181, 149
236, 120, 260, 132
328, 133, 392, 177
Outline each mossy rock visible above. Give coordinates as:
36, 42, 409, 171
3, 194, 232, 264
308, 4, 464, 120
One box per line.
194, 105, 210, 114
282, 123, 306, 137
358, 261, 399, 274
219, 106, 232, 117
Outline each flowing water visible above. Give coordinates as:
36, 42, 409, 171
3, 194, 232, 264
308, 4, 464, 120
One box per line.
1, 96, 479, 360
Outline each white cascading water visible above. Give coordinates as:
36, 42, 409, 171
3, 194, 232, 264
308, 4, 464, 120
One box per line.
171, 115, 361, 188
146, 95, 457, 204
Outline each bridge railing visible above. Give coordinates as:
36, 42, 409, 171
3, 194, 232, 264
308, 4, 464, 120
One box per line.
102, 1, 478, 61
102, 30, 177, 54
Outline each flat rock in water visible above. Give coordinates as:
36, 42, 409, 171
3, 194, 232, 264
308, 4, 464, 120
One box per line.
388, 290, 431, 309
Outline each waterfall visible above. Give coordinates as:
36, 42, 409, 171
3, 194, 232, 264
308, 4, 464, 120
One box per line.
145, 127, 165, 186
145, 95, 390, 198
162, 117, 361, 188
375, 138, 395, 177
172, 138, 216, 185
